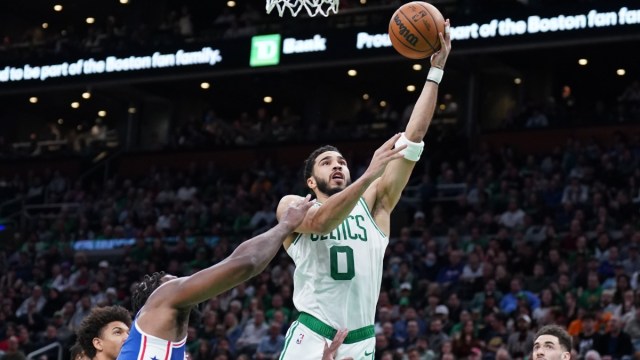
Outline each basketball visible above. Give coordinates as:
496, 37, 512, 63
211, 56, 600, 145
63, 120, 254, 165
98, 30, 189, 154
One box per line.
388, 1, 445, 59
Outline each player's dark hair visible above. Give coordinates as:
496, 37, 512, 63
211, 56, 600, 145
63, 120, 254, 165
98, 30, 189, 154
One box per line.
303, 145, 340, 183
132, 271, 166, 314
76, 306, 131, 358
70, 342, 84, 360
534, 324, 572, 352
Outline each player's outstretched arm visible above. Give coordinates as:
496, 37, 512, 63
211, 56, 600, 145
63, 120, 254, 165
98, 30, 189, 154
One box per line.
376, 19, 452, 212
156, 195, 314, 309
405, 18, 451, 142
277, 134, 406, 234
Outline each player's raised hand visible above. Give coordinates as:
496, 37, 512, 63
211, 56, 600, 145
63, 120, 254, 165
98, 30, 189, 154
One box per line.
279, 194, 314, 231
431, 18, 452, 69
322, 329, 353, 360
362, 133, 407, 181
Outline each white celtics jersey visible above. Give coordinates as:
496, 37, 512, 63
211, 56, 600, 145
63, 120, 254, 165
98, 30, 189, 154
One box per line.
287, 198, 389, 330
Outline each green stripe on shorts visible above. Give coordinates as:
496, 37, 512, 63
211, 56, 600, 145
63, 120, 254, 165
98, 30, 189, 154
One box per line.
279, 321, 300, 360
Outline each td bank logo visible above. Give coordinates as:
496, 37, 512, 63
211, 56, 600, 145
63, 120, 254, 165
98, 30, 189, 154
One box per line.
250, 34, 281, 67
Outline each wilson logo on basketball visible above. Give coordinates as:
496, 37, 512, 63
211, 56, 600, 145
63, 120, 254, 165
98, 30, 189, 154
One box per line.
393, 15, 419, 46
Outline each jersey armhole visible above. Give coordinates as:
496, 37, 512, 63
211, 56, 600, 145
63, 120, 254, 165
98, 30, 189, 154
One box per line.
358, 197, 387, 238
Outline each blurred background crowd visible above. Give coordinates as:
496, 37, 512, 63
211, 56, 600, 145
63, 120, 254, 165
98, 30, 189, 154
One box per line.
1, 0, 640, 360
3, 128, 640, 360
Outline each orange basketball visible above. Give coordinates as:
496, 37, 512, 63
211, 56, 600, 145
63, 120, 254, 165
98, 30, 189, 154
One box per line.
388, 1, 445, 59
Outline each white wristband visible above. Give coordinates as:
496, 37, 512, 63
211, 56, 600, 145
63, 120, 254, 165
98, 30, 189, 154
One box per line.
427, 67, 444, 85
394, 133, 425, 162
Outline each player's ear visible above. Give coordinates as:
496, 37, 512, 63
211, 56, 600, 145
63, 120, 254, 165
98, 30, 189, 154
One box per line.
306, 176, 316, 189
561, 351, 570, 360
93, 337, 103, 352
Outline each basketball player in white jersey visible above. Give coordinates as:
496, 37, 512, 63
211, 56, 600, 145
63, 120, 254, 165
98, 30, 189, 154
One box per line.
277, 20, 451, 360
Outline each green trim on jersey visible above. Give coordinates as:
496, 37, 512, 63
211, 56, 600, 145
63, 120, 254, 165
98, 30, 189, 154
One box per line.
358, 198, 386, 238
292, 233, 303, 246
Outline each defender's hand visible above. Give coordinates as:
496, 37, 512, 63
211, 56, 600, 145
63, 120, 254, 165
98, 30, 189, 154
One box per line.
279, 194, 314, 231
322, 329, 353, 360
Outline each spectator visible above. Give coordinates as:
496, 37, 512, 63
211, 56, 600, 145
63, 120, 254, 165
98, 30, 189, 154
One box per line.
575, 312, 602, 359
623, 244, 640, 275
88, 282, 107, 307
0, 336, 25, 360
264, 294, 291, 324
594, 316, 633, 359
375, 333, 392, 356
532, 288, 556, 325
579, 272, 603, 311
426, 319, 449, 358
524, 108, 549, 128
255, 322, 284, 360
498, 199, 526, 229
436, 250, 465, 288
235, 310, 268, 356
452, 319, 481, 358
499, 278, 540, 315
50, 310, 73, 344
16, 299, 45, 334
176, 179, 198, 202
433, 305, 451, 331
250, 202, 277, 235
623, 308, 640, 353
15, 325, 35, 355
525, 263, 549, 295
480, 312, 509, 359
394, 307, 426, 342
439, 339, 455, 360
506, 314, 534, 359
495, 347, 512, 360
397, 319, 422, 349
34, 325, 61, 360
14, 286, 46, 318
460, 252, 483, 283
68, 295, 92, 332
561, 176, 589, 205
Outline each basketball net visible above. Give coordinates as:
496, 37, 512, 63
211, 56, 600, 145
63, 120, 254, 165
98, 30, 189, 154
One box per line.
266, 0, 339, 17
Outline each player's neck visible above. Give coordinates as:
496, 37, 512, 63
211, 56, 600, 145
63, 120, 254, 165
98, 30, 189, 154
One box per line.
315, 193, 329, 203
93, 352, 114, 360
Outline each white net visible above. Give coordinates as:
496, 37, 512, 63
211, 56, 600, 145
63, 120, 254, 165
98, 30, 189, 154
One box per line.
266, 0, 339, 17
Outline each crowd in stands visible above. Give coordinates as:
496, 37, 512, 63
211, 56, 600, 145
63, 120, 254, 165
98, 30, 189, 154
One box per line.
2, 126, 640, 360
169, 100, 415, 151
503, 82, 640, 130
3, 78, 639, 160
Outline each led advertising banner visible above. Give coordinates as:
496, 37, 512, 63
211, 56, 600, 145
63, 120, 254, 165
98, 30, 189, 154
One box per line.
0, 47, 225, 83
449, 6, 639, 41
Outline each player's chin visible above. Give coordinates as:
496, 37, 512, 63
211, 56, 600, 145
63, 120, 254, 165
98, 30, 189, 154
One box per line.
326, 185, 346, 196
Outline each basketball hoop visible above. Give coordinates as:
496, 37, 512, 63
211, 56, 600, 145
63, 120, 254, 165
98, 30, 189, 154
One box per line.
266, 0, 339, 17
